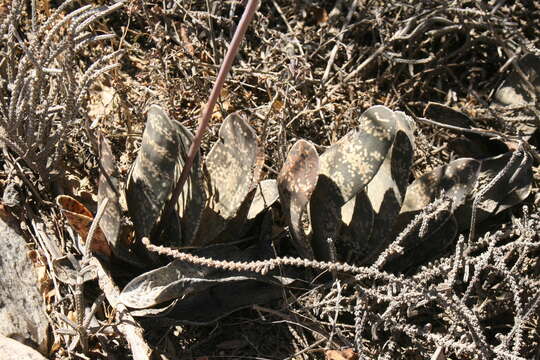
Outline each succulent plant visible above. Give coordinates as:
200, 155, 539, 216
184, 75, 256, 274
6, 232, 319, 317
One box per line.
87, 103, 533, 323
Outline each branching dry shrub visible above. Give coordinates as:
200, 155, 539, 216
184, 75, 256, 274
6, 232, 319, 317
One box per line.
0, 0, 123, 185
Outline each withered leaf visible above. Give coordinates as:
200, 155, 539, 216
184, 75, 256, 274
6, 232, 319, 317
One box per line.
310, 105, 398, 260
98, 135, 122, 251
53, 256, 97, 285
325, 348, 359, 360
126, 105, 204, 245
193, 112, 258, 245
278, 140, 319, 259
56, 195, 112, 257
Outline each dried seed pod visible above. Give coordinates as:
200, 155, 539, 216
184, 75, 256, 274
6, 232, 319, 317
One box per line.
278, 140, 320, 259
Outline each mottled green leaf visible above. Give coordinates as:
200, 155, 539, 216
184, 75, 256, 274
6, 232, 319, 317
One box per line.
247, 179, 279, 220
384, 208, 458, 273
310, 105, 398, 261
119, 243, 289, 309
278, 140, 320, 259
338, 191, 374, 263
400, 158, 481, 215
140, 278, 295, 324
126, 105, 204, 245
386, 158, 481, 268
423, 102, 508, 159
98, 135, 123, 254
424, 102, 472, 128
455, 150, 533, 230
193, 112, 258, 245
362, 112, 415, 262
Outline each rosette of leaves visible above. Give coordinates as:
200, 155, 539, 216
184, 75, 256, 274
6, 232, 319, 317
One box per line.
277, 106, 416, 263
380, 146, 533, 273
118, 106, 285, 322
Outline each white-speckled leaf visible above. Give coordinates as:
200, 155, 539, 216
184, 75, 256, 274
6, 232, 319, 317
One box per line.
98, 135, 122, 249
247, 179, 279, 220
359, 112, 415, 263
278, 140, 319, 259
98, 135, 142, 263
400, 158, 481, 215
454, 150, 533, 230
193, 112, 258, 245
338, 191, 374, 263
384, 209, 458, 273
126, 105, 204, 244
119, 243, 284, 309
310, 105, 398, 260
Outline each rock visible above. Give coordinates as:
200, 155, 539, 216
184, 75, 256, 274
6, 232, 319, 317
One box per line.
0, 335, 47, 360
0, 219, 48, 353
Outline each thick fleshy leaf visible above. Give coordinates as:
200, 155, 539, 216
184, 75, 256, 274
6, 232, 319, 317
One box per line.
56, 195, 112, 257
384, 158, 481, 270
310, 105, 398, 260
448, 136, 508, 159
98, 135, 123, 251
119, 243, 287, 309
338, 191, 374, 263
193, 112, 258, 245
424, 102, 509, 158
454, 150, 533, 230
126, 105, 204, 245
138, 278, 295, 324
495, 54, 540, 106
384, 209, 458, 273
400, 158, 481, 215
362, 113, 415, 262
247, 179, 279, 220
278, 140, 319, 258
423, 103, 508, 159
424, 102, 473, 128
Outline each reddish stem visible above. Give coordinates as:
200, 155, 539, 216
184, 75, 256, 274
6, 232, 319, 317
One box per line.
152, 0, 259, 240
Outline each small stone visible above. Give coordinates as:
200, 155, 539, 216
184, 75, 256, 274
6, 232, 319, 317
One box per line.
0, 219, 49, 353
